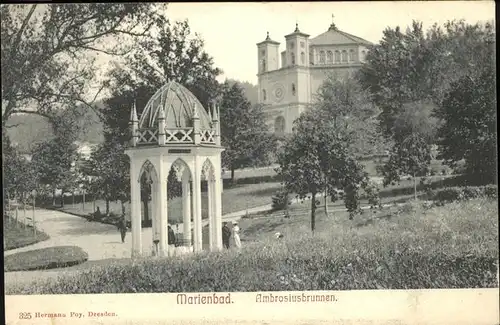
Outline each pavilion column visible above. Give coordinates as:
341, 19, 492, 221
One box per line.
182, 172, 192, 248
158, 160, 168, 257
130, 159, 142, 257
208, 178, 215, 251
192, 158, 203, 252
213, 170, 223, 250
151, 180, 159, 255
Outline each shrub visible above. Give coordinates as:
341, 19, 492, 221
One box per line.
271, 188, 291, 211
432, 185, 498, 204
4, 246, 88, 272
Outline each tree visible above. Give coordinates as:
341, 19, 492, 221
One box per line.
434, 69, 496, 184
30, 107, 82, 207
381, 132, 432, 200
277, 109, 370, 231
1, 3, 166, 126
314, 73, 386, 158
84, 140, 130, 214
220, 81, 277, 181
105, 18, 223, 125
358, 19, 495, 138
312, 74, 385, 215
31, 138, 79, 207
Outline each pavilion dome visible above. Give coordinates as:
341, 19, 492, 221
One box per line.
138, 82, 212, 130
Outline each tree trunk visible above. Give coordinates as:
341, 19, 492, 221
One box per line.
61, 191, 64, 207
311, 191, 317, 233
72, 191, 75, 206
106, 199, 110, 215
413, 172, 417, 200
52, 188, 56, 206
231, 166, 235, 183
324, 176, 329, 217
82, 189, 85, 210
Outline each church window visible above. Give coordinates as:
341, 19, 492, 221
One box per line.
341, 50, 348, 62
262, 89, 267, 101
262, 59, 266, 72
292, 83, 296, 96
300, 52, 305, 64
319, 51, 326, 64
349, 49, 356, 62
291, 53, 295, 65
327, 51, 333, 63
334, 51, 340, 63
289, 42, 294, 49
361, 50, 367, 61
309, 52, 314, 65
274, 116, 286, 134
261, 49, 266, 56
300, 41, 305, 48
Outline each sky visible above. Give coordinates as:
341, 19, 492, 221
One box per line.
161, 1, 494, 85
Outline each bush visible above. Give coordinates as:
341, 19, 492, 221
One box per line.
4, 246, 88, 272
271, 188, 290, 211
432, 185, 498, 204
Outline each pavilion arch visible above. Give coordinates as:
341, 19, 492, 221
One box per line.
201, 158, 216, 181
138, 159, 158, 184
171, 157, 192, 182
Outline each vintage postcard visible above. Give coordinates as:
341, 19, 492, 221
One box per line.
2, 2, 498, 325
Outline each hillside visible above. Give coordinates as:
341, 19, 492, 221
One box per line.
5, 104, 104, 153
226, 79, 258, 106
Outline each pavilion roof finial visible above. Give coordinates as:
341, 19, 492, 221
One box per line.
265, 31, 271, 40
130, 99, 138, 122
192, 103, 199, 119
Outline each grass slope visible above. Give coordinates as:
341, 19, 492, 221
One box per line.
6, 198, 498, 294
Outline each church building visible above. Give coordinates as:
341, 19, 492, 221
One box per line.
256, 20, 372, 134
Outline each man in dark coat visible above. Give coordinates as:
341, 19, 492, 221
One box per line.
117, 218, 127, 243
222, 222, 231, 249
168, 225, 176, 246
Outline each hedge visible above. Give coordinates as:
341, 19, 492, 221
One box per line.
429, 185, 498, 204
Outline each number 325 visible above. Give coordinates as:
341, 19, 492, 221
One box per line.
19, 312, 32, 319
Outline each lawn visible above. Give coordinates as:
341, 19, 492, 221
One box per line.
58, 182, 282, 224
3, 214, 50, 250
6, 197, 497, 294
4, 246, 88, 272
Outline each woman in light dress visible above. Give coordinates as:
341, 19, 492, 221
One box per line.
231, 221, 242, 249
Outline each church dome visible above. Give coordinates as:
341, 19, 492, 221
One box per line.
138, 82, 212, 130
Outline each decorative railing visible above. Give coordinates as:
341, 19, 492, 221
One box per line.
135, 127, 216, 146
137, 128, 159, 145
165, 128, 194, 143
200, 129, 216, 144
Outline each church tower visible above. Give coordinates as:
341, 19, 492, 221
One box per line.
285, 23, 310, 68
256, 32, 280, 74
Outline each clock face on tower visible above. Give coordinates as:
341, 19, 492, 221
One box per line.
273, 84, 285, 102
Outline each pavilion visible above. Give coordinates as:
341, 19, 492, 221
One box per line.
125, 82, 224, 257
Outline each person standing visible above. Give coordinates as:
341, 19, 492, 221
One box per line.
117, 217, 127, 243
168, 225, 176, 256
232, 221, 241, 249
222, 222, 231, 249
